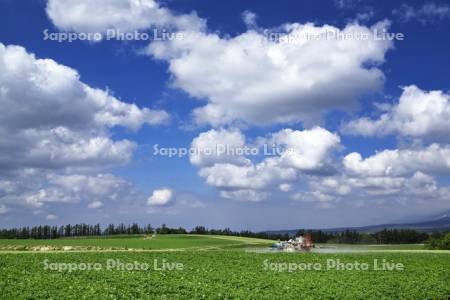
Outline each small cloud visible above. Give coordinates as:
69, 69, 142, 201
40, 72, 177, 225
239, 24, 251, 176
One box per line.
88, 201, 103, 209
147, 188, 174, 206
220, 189, 269, 202
279, 184, 292, 192
0, 205, 10, 215
175, 193, 207, 209
179, 199, 205, 209
354, 9, 375, 23
241, 10, 257, 28
46, 214, 58, 220
393, 3, 450, 24
334, 0, 362, 10
187, 200, 205, 209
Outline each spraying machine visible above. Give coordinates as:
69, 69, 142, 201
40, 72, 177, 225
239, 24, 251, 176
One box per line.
272, 233, 314, 252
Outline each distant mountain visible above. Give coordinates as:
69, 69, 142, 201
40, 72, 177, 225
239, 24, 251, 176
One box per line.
422, 209, 450, 223
266, 210, 450, 236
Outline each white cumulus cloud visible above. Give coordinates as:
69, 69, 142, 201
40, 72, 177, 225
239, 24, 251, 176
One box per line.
147, 188, 174, 206
192, 127, 340, 201
46, 0, 205, 33
147, 21, 392, 127
0, 43, 168, 172
190, 128, 248, 167
344, 144, 450, 177
342, 85, 450, 141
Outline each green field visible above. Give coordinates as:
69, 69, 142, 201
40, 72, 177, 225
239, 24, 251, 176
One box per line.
315, 243, 427, 251
0, 251, 449, 299
0, 236, 449, 299
0, 236, 427, 252
0, 235, 273, 251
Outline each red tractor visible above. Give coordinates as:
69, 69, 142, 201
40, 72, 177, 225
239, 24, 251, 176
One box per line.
301, 233, 314, 251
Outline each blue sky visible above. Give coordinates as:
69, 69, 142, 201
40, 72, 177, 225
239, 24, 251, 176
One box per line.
0, 0, 449, 230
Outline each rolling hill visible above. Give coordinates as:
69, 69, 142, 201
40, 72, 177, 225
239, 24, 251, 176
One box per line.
266, 210, 450, 236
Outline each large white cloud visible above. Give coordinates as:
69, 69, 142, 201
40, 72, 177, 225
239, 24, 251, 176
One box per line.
267, 128, 341, 172
191, 127, 340, 200
190, 128, 248, 167
147, 21, 392, 127
46, 0, 205, 33
300, 170, 449, 209
1, 172, 137, 210
339, 84, 450, 210
0, 42, 169, 216
48, 173, 133, 199
198, 159, 297, 190
342, 85, 450, 141
25, 188, 77, 208
344, 144, 450, 177
0, 43, 168, 172
0, 43, 169, 131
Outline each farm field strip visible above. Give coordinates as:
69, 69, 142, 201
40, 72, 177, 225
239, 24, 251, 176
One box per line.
0, 235, 273, 251
1, 236, 448, 253
0, 251, 449, 299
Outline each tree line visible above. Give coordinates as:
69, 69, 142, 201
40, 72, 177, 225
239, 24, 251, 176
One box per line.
0, 223, 153, 239
427, 231, 450, 250
296, 228, 430, 244
0, 223, 441, 244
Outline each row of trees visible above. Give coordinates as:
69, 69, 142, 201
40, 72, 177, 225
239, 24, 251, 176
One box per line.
0, 223, 441, 244
0, 223, 154, 239
296, 229, 430, 244
428, 232, 450, 250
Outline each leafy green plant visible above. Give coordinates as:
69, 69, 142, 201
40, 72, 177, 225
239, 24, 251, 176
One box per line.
0, 251, 449, 299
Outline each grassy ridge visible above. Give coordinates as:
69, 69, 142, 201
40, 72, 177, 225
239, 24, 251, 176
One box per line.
0, 251, 449, 299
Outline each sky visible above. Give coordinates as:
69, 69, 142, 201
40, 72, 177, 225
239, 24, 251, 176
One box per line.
0, 0, 450, 231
